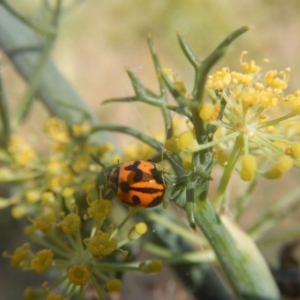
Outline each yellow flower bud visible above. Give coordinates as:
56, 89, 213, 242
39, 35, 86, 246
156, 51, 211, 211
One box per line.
105, 278, 122, 292
240, 155, 256, 181
62, 187, 74, 198
265, 167, 282, 179
46, 293, 65, 300
11, 204, 29, 219
139, 259, 163, 273
23, 287, 45, 300
199, 103, 221, 123
128, 222, 148, 241
177, 131, 199, 152
182, 155, 193, 170
41, 192, 55, 204
291, 142, 300, 158
25, 189, 40, 203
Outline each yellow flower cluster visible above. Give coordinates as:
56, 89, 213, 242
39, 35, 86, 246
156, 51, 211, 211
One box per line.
4, 193, 162, 299
165, 52, 300, 181
8, 135, 37, 168
2, 116, 164, 298
2, 117, 112, 219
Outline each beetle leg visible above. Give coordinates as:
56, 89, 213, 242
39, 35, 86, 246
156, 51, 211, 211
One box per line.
185, 183, 196, 230
162, 181, 175, 209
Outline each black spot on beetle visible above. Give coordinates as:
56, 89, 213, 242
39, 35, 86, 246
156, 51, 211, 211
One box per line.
119, 181, 131, 192
131, 195, 141, 205
150, 166, 164, 184
124, 161, 143, 181
147, 196, 163, 207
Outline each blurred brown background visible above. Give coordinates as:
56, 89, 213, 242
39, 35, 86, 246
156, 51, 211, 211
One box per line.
4, 0, 300, 136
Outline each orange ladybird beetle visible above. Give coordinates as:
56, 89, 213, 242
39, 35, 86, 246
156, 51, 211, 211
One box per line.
99, 158, 196, 229
106, 160, 166, 208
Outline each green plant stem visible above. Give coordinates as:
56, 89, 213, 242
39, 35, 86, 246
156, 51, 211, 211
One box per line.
195, 200, 280, 300
140, 209, 208, 246
0, 5, 109, 138
143, 242, 215, 263
111, 207, 139, 239
213, 135, 243, 211
12, 0, 62, 126
90, 275, 107, 300
0, 71, 11, 147
90, 124, 161, 151
257, 225, 300, 246
233, 179, 258, 221
0, 0, 55, 36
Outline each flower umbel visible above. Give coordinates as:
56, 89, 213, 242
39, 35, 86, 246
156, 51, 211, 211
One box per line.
176, 52, 299, 186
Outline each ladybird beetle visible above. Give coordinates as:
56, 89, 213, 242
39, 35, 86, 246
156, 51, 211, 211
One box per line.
95, 157, 196, 229
106, 160, 166, 208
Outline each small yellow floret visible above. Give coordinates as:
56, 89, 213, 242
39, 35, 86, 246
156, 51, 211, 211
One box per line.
23, 287, 45, 300
47, 157, 64, 175
264, 69, 290, 90
87, 200, 112, 220
71, 123, 91, 137
182, 155, 193, 170
257, 88, 278, 108
5, 244, 30, 268
46, 294, 65, 300
62, 187, 74, 198
128, 222, 148, 241
41, 192, 56, 204
105, 279, 122, 292
290, 142, 300, 158
231, 71, 253, 86
199, 103, 221, 123
8, 136, 36, 167
286, 90, 300, 112
84, 230, 117, 258
44, 118, 70, 143
177, 131, 199, 152
61, 213, 81, 234
206, 68, 231, 90
240, 155, 257, 181
139, 259, 163, 273
234, 88, 256, 106
11, 204, 30, 219
33, 211, 57, 232
164, 137, 181, 154
240, 51, 262, 73
31, 249, 53, 273
67, 265, 90, 286
25, 189, 40, 203
265, 167, 283, 179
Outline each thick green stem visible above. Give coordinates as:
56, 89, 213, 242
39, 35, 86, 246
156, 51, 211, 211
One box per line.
195, 200, 280, 300
12, 0, 61, 125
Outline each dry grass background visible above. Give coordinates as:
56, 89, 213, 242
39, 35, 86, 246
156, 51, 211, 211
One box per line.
1, 0, 300, 299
